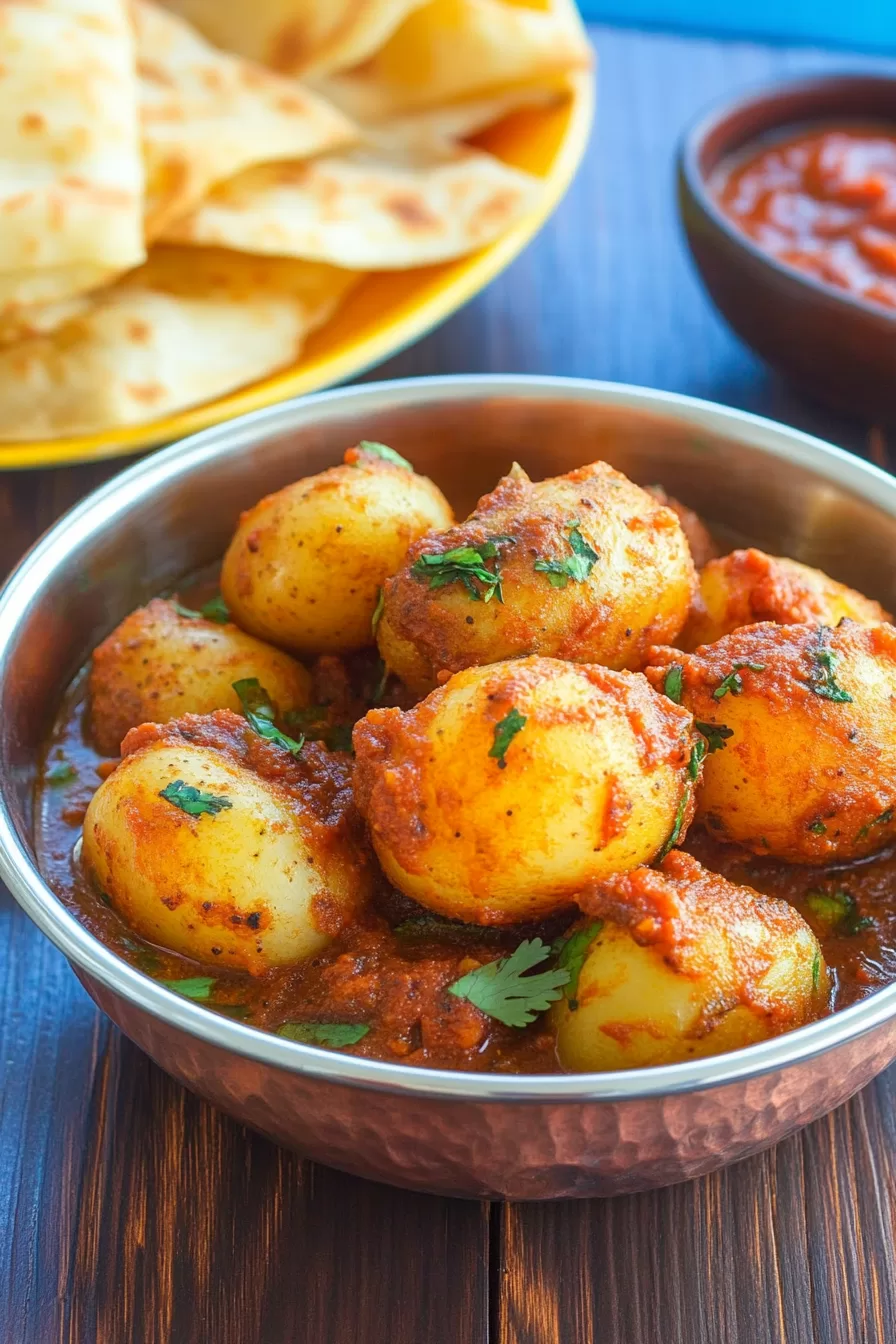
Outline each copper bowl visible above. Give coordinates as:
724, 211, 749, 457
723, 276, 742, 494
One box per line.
678, 74, 896, 420
3, 375, 896, 1201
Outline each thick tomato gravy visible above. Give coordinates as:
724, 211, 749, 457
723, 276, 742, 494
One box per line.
714, 125, 896, 310
35, 671, 896, 1074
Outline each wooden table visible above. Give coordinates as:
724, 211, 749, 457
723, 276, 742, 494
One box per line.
2, 24, 895, 1344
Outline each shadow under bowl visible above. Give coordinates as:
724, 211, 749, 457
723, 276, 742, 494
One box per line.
678, 73, 896, 421
4, 375, 896, 1199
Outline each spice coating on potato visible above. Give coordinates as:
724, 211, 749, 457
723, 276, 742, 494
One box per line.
554, 851, 828, 1071
220, 443, 454, 657
352, 655, 699, 925
644, 485, 719, 570
682, 548, 889, 649
646, 621, 896, 862
376, 460, 697, 695
81, 710, 374, 972
88, 597, 313, 756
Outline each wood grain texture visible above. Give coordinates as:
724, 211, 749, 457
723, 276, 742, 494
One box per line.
2, 20, 896, 1344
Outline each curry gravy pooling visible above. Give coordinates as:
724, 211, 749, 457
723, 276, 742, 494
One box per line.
36, 673, 896, 1075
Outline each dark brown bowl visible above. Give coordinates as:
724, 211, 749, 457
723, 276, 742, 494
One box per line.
678, 74, 896, 420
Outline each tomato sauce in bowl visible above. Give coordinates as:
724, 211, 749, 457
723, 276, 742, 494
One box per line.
713, 125, 896, 311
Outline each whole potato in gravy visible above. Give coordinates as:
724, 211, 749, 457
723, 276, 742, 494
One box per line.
554, 851, 828, 1071
647, 620, 896, 862
683, 548, 889, 650
88, 597, 312, 756
352, 655, 699, 925
220, 443, 454, 657
376, 460, 697, 695
81, 711, 374, 972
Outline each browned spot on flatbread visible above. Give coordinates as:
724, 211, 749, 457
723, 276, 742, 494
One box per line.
472, 188, 522, 232
19, 112, 45, 134
126, 382, 166, 406
138, 59, 175, 88
2, 192, 33, 214
126, 321, 151, 344
268, 19, 309, 72
384, 193, 440, 230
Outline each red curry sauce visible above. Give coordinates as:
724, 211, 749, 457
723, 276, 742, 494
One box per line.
35, 671, 896, 1075
714, 125, 896, 310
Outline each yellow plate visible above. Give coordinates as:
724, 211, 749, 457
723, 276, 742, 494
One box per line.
1, 9, 594, 470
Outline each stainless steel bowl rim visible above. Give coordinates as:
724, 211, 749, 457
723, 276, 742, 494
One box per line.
4, 373, 896, 1103
679, 70, 896, 329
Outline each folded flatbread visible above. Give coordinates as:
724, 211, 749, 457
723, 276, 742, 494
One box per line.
162, 134, 541, 268
136, 1, 357, 238
157, 0, 427, 75
0, 248, 358, 440
0, 0, 145, 313
310, 0, 592, 123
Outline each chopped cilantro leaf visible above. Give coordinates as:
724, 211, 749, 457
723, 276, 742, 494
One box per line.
694, 720, 733, 753
489, 707, 527, 769
806, 642, 852, 703
412, 536, 515, 603
712, 661, 766, 700
160, 976, 215, 1000
447, 938, 570, 1028
159, 780, 232, 817
554, 921, 603, 1011
172, 600, 201, 619
277, 1022, 369, 1047
812, 950, 821, 991
201, 594, 231, 624
46, 761, 76, 785
357, 441, 413, 471
534, 522, 599, 588
664, 664, 684, 704
657, 748, 701, 861
806, 888, 873, 937
809, 820, 827, 835
232, 678, 304, 757
857, 807, 894, 841
688, 737, 706, 781
372, 585, 385, 634
284, 705, 353, 754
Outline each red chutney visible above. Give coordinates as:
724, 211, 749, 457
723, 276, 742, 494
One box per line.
714, 125, 896, 310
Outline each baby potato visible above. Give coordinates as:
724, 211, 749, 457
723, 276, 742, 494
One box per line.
352, 655, 699, 925
646, 620, 896, 862
553, 851, 828, 1072
220, 442, 454, 657
683, 547, 889, 649
81, 710, 374, 973
644, 484, 719, 570
88, 597, 313, 756
376, 460, 697, 695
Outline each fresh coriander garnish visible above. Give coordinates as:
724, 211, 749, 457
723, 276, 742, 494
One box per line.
371, 659, 389, 704
694, 720, 733, 753
712, 661, 766, 700
201, 594, 230, 623
809, 820, 827, 835
411, 536, 515, 603
372, 586, 385, 634
812, 950, 821, 991
447, 938, 570, 1028
554, 921, 603, 1011
356, 441, 413, 471
806, 640, 852, 703
533, 522, 599, 588
489, 707, 527, 769
232, 678, 304, 757
160, 976, 215, 1000
172, 594, 230, 623
394, 915, 502, 943
277, 1022, 370, 1047
806, 888, 872, 937
657, 742, 703, 860
46, 761, 77, 785
664, 664, 684, 704
159, 780, 233, 817
857, 807, 894, 841
284, 706, 354, 754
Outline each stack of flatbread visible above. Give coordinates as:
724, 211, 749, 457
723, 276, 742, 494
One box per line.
0, 0, 590, 441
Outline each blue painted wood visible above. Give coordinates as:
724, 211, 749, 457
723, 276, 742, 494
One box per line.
1, 23, 894, 1344
577, 2, 896, 54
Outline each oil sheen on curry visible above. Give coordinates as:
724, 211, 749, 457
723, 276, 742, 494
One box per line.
35, 441, 896, 1074
714, 124, 896, 310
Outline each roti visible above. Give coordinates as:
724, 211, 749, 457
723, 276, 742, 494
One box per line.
0, 249, 358, 440
0, 0, 145, 313
136, 1, 358, 238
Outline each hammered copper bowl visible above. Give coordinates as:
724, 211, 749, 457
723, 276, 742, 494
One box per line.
678, 74, 896, 420
4, 375, 896, 1201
